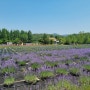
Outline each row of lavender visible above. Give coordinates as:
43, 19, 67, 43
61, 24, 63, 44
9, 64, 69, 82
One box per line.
0, 45, 90, 90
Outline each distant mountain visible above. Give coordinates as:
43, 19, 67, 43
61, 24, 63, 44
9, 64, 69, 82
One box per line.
53, 33, 60, 36
62, 34, 68, 36
53, 33, 69, 36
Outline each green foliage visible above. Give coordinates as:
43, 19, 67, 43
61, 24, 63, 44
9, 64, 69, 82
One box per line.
69, 68, 80, 76
40, 33, 50, 44
28, 30, 33, 43
1, 28, 9, 43
47, 80, 79, 90
0, 29, 33, 44
84, 65, 90, 71
46, 78, 90, 90
47, 84, 57, 90
80, 85, 90, 90
1, 67, 16, 74
45, 61, 58, 67
13, 38, 22, 44
0, 39, 3, 44
24, 74, 39, 83
0, 28, 90, 45
4, 77, 15, 86
40, 71, 54, 79
57, 80, 73, 89
65, 60, 72, 65
20, 32, 28, 43
59, 37, 66, 44
31, 62, 41, 69
32, 34, 43, 43
17, 61, 26, 66
79, 76, 90, 85
56, 68, 68, 75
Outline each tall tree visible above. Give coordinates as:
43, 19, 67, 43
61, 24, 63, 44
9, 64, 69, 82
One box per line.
1, 28, 9, 43
42, 33, 50, 44
28, 30, 32, 43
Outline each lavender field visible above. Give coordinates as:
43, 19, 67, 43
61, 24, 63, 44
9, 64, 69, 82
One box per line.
0, 45, 90, 90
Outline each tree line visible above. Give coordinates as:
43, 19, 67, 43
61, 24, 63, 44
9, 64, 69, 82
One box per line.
0, 28, 90, 45
0, 28, 32, 44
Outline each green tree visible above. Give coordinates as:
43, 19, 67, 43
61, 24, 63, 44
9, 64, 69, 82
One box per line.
1, 28, 9, 43
42, 33, 50, 44
59, 37, 66, 44
13, 38, 22, 44
28, 30, 32, 43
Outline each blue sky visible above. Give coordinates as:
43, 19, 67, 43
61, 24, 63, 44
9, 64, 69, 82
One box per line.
0, 0, 90, 35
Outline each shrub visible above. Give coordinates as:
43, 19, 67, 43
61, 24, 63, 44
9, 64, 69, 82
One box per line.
40, 70, 54, 80
46, 80, 80, 90
69, 68, 80, 76
31, 62, 41, 70
56, 68, 68, 75
4, 77, 15, 86
84, 65, 90, 72
24, 74, 39, 84
1, 67, 16, 74
17, 61, 26, 66
79, 76, 90, 85
65, 60, 72, 66
45, 61, 58, 68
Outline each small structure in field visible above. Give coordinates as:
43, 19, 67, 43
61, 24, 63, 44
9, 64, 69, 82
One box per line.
7, 42, 13, 45
25, 43, 33, 46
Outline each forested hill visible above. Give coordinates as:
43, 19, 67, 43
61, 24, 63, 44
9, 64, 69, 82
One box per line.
0, 28, 90, 45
